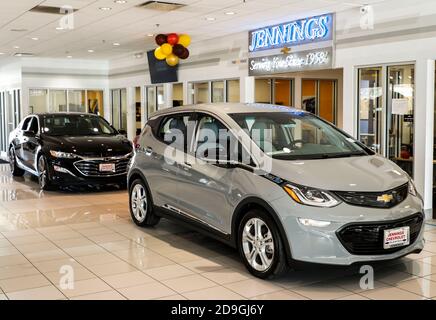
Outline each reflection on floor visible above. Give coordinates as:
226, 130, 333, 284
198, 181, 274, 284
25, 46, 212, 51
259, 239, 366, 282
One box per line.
0, 164, 436, 300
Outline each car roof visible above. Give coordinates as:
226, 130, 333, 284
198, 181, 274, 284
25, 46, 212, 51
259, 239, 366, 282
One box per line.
31, 112, 101, 118
150, 103, 306, 119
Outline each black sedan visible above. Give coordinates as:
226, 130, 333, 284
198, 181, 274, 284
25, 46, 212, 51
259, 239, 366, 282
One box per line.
8, 113, 133, 190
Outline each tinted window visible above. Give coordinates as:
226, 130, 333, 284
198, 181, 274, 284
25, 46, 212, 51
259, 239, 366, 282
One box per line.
230, 112, 370, 160
21, 117, 32, 131
157, 114, 193, 152
42, 114, 116, 136
28, 117, 39, 133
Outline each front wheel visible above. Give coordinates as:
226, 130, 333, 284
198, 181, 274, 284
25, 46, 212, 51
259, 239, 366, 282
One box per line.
238, 210, 287, 279
129, 179, 160, 227
37, 155, 53, 190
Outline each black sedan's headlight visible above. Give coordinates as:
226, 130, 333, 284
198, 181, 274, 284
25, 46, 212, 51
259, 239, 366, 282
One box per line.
49, 150, 78, 159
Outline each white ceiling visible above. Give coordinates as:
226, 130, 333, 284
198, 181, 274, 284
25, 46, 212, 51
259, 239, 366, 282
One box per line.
0, 0, 428, 61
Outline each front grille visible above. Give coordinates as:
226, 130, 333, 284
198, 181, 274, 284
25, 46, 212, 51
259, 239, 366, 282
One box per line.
337, 213, 424, 255
334, 183, 409, 209
74, 157, 130, 177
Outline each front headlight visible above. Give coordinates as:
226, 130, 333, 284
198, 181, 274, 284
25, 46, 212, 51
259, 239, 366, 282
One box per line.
408, 180, 418, 197
49, 150, 77, 159
283, 183, 341, 208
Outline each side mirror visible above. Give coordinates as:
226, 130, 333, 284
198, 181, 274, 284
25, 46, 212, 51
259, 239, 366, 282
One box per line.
23, 130, 36, 138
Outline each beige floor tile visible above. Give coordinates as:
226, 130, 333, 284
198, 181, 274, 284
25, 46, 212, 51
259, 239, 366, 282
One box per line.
1, 229, 39, 238
394, 260, 436, 277
163, 274, 217, 294
0, 246, 20, 257
43, 230, 83, 241
7, 234, 48, 245
52, 237, 95, 249
87, 261, 137, 277
119, 251, 175, 270
291, 283, 353, 300
184, 286, 244, 300
396, 278, 436, 298
0, 294, 7, 300
63, 244, 107, 257
100, 240, 144, 252
0, 254, 28, 267
33, 257, 81, 273
71, 290, 126, 300
102, 271, 155, 289
419, 255, 436, 266
56, 278, 112, 298
361, 286, 427, 300
0, 274, 51, 293
181, 258, 227, 273
77, 227, 114, 237
424, 242, 436, 253
202, 268, 251, 285
157, 294, 186, 300
0, 239, 11, 248
6, 285, 65, 300
329, 274, 388, 293
224, 279, 282, 298
75, 252, 121, 267
0, 264, 40, 280
44, 266, 96, 284
118, 282, 176, 300
88, 233, 126, 244
145, 264, 195, 281
25, 249, 69, 262
375, 268, 418, 285
251, 290, 308, 300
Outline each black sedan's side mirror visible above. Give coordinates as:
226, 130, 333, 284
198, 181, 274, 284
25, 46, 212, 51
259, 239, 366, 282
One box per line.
23, 130, 36, 138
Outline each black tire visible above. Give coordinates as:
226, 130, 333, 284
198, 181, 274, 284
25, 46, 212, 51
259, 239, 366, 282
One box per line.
37, 155, 53, 191
129, 178, 160, 227
9, 147, 25, 177
238, 209, 288, 279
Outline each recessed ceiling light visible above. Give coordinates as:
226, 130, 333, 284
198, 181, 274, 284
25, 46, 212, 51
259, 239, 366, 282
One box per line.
113, 42, 121, 46
205, 17, 216, 21
13, 46, 20, 49
114, 0, 127, 3
31, 37, 39, 41
147, 33, 154, 37
134, 52, 144, 59
225, 11, 235, 15
56, 27, 64, 30
67, 55, 73, 58
99, 7, 112, 11
0, 52, 5, 55
88, 49, 95, 53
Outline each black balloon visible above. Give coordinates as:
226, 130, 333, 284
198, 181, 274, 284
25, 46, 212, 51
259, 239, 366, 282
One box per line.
172, 44, 185, 57
155, 34, 167, 46
179, 47, 190, 59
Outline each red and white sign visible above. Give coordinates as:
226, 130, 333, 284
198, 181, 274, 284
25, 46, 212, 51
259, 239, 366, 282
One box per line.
383, 226, 410, 249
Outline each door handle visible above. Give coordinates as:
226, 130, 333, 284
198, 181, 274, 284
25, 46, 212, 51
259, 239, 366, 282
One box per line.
180, 162, 192, 171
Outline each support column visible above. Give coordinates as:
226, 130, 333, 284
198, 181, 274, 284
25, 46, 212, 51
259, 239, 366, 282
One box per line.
140, 86, 146, 128
414, 59, 434, 215
163, 83, 173, 109
126, 87, 136, 140
294, 77, 302, 109
242, 76, 255, 103
103, 89, 111, 123
341, 64, 355, 136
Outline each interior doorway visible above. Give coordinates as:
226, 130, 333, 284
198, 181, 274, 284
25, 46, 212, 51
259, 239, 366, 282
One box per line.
302, 79, 337, 123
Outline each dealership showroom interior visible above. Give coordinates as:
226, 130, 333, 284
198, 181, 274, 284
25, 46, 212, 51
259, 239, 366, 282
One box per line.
2, 0, 436, 303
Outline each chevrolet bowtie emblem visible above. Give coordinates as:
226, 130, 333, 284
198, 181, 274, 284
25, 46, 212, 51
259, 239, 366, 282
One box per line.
377, 194, 394, 203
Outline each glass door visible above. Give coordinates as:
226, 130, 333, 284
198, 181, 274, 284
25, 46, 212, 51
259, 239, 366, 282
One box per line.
358, 67, 383, 153
302, 79, 337, 123
387, 65, 415, 177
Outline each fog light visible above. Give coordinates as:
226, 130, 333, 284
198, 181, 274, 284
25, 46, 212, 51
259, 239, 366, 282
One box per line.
53, 165, 74, 176
298, 218, 331, 228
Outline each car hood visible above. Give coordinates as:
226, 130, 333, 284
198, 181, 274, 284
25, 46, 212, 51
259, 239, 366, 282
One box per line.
43, 135, 132, 157
270, 155, 409, 192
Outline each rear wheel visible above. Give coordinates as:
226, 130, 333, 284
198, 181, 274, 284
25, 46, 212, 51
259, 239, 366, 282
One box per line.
238, 209, 287, 279
129, 179, 160, 227
9, 147, 24, 177
37, 155, 53, 190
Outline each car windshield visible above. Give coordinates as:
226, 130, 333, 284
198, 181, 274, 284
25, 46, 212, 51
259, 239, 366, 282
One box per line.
229, 111, 371, 160
42, 114, 117, 136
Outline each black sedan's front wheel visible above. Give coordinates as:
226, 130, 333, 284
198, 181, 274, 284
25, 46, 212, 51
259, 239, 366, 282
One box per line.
9, 147, 24, 177
37, 155, 53, 190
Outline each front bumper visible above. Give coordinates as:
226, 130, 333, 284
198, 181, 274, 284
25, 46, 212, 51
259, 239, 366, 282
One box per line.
47, 155, 131, 186
271, 193, 426, 266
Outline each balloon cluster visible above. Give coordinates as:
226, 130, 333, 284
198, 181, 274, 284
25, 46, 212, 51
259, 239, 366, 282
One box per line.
154, 33, 191, 67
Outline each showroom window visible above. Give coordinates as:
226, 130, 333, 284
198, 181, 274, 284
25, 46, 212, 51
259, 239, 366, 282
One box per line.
172, 83, 183, 107
189, 79, 241, 104
0, 89, 21, 154
357, 64, 415, 177
255, 78, 294, 107
145, 85, 164, 120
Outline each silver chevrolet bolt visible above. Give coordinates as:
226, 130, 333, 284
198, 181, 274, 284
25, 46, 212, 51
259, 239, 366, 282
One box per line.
127, 103, 425, 279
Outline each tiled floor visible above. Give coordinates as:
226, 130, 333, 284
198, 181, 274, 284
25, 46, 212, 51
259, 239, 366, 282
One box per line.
0, 164, 436, 300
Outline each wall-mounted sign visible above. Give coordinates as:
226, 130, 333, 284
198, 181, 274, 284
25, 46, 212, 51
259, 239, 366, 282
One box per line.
248, 13, 333, 52
248, 47, 333, 76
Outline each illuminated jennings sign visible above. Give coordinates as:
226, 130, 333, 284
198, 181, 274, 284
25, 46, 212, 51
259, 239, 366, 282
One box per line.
248, 48, 333, 76
248, 14, 333, 52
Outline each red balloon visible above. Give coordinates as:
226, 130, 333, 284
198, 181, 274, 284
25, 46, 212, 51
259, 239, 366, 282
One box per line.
179, 47, 190, 59
167, 33, 179, 46
155, 34, 167, 46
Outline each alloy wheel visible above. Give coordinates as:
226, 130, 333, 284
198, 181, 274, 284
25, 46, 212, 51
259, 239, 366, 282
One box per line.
131, 184, 147, 223
38, 157, 47, 189
242, 218, 275, 272
9, 148, 15, 173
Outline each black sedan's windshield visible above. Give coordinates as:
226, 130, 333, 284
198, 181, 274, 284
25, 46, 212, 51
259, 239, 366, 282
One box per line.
42, 114, 117, 136
230, 112, 371, 160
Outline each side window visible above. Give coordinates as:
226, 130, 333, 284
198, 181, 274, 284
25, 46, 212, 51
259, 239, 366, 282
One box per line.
157, 113, 193, 152
21, 117, 32, 131
28, 117, 39, 133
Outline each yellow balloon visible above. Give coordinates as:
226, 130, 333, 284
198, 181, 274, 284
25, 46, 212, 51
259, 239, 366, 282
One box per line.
178, 34, 191, 47
166, 54, 179, 67
160, 43, 173, 56
154, 47, 166, 60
